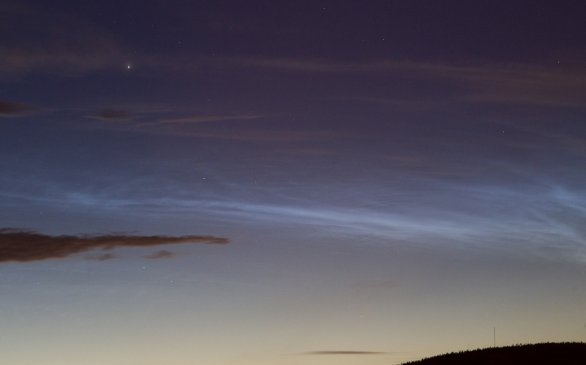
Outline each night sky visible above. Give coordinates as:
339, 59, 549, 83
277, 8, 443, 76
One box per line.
1, 1, 586, 364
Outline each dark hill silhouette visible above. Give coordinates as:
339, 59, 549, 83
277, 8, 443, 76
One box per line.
401, 342, 586, 365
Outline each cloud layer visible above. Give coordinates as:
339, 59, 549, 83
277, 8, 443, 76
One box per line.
88, 109, 134, 121
302, 351, 385, 355
0, 228, 229, 263
0, 100, 36, 117
145, 250, 174, 259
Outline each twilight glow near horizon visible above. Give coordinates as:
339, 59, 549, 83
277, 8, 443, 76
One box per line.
1, 1, 586, 364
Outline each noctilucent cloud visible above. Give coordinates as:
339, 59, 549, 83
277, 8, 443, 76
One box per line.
1, 1, 586, 364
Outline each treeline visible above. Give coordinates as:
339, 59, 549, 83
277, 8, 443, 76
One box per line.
401, 342, 586, 365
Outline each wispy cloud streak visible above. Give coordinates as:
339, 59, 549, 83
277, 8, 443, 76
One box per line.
233, 56, 586, 107
302, 351, 386, 355
0, 100, 36, 117
154, 114, 263, 125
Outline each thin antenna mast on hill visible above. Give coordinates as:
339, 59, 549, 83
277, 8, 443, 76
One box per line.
493, 327, 496, 347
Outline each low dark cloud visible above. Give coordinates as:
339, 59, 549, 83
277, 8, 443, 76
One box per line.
145, 250, 174, 259
0, 100, 36, 117
0, 228, 228, 263
302, 351, 385, 355
88, 253, 116, 261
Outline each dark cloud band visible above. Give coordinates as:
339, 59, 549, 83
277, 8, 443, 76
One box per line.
145, 250, 174, 259
0, 228, 228, 263
303, 351, 385, 355
0, 100, 35, 117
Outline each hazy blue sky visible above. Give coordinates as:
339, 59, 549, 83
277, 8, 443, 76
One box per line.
1, 1, 586, 364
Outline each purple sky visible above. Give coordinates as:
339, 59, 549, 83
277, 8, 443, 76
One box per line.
1, 1, 586, 364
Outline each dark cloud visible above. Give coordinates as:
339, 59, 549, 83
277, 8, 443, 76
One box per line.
0, 228, 229, 263
302, 351, 385, 355
0, 100, 35, 117
145, 250, 174, 259
88, 253, 116, 261
88, 109, 133, 121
